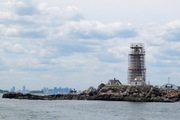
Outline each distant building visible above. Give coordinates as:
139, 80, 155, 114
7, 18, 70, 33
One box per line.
10, 86, 16, 92
107, 78, 122, 85
42, 87, 73, 94
154, 85, 159, 88
23, 86, 26, 91
160, 83, 179, 90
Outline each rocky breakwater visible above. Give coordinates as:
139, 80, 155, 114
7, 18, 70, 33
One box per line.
80, 84, 180, 102
2, 84, 180, 102
2, 92, 86, 100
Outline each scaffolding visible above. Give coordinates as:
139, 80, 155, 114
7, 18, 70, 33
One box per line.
128, 43, 146, 85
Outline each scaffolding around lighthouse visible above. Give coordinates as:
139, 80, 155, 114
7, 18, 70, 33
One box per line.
128, 43, 146, 86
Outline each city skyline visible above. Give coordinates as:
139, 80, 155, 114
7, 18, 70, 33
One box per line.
0, 0, 180, 90
10, 85, 75, 94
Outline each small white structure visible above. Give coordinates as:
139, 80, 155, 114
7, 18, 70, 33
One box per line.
107, 78, 122, 85
130, 76, 145, 86
160, 83, 178, 90
130, 81, 145, 86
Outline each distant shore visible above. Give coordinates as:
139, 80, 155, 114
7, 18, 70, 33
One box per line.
0, 89, 8, 93
2, 85, 180, 102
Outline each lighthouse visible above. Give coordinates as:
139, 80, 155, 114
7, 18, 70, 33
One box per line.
128, 43, 146, 86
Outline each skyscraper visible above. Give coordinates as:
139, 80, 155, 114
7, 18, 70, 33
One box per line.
23, 86, 26, 91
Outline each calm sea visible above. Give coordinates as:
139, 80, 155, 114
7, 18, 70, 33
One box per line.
0, 93, 179, 120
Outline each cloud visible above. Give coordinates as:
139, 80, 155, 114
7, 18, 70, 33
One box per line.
5, 0, 39, 16
19, 29, 47, 38
0, 42, 25, 55
0, 0, 137, 41
38, 3, 83, 22
160, 20, 180, 42
57, 43, 94, 55
51, 55, 86, 70
65, 21, 137, 39
0, 1, 83, 39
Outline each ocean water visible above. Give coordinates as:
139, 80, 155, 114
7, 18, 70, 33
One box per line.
0, 93, 179, 120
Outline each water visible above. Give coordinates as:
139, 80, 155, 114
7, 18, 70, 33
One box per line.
0, 93, 179, 120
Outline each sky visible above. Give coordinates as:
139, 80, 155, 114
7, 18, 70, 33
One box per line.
0, 0, 180, 90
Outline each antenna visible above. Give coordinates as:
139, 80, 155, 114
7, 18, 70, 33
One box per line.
168, 77, 170, 83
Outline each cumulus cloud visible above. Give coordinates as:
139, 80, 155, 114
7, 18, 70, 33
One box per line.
1, 43, 25, 54
0, 0, 83, 39
160, 20, 180, 42
0, 0, 138, 46
146, 20, 180, 68
20, 29, 47, 38
65, 21, 137, 39
5, 0, 39, 16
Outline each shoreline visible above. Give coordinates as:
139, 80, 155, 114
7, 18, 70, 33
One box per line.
2, 85, 180, 102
